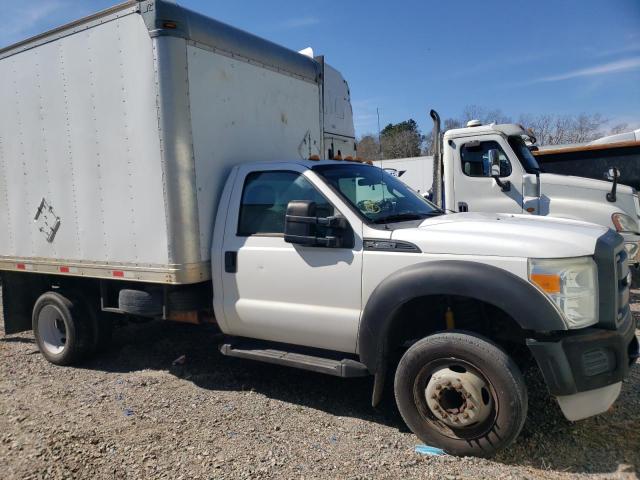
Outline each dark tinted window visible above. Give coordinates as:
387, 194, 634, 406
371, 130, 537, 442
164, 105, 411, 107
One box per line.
460, 141, 511, 177
508, 136, 540, 173
238, 171, 333, 235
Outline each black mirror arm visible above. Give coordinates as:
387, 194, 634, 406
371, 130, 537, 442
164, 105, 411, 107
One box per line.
285, 214, 347, 229
492, 175, 511, 192
317, 215, 348, 228
607, 176, 618, 202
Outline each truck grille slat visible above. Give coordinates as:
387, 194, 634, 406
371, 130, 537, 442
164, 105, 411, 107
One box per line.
594, 231, 630, 329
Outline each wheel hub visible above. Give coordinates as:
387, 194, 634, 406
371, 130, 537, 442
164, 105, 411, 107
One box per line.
424, 367, 492, 428
38, 305, 67, 355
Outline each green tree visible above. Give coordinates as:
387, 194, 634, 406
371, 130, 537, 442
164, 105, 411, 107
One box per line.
380, 119, 423, 159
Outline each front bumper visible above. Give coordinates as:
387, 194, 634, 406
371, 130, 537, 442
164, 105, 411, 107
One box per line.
527, 309, 638, 418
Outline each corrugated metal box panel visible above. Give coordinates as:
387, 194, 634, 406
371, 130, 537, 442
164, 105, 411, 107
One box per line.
0, 14, 169, 265
187, 44, 322, 261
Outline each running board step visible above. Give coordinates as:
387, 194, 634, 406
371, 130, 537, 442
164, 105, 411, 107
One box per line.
219, 343, 369, 378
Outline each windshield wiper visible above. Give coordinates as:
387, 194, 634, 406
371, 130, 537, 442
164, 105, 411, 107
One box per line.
373, 212, 441, 224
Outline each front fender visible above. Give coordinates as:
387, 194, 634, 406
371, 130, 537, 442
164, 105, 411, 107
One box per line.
358, 260, 566, 374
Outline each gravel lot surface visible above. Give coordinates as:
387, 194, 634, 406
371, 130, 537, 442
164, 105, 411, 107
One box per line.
0, 288, 638, 479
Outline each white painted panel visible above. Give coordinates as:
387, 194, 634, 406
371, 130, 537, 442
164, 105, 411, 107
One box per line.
188, 45, 322, 260
0, 57, 19, 255
0, 14, 169, 265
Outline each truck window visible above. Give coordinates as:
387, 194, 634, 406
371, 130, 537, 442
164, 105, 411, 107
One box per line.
237, 171, 334, 236
460, 141, 511, 177
508, 136, 541, 174
313, 163, 441, 224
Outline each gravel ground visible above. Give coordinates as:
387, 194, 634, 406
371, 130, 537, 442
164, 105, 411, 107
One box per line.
0, 289, 638, 479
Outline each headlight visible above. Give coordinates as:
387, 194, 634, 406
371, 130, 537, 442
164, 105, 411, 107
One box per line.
528, 257, 598, 329
611, 212, 640, 234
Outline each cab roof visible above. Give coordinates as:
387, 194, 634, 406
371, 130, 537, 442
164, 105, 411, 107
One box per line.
443, 123, 527, 139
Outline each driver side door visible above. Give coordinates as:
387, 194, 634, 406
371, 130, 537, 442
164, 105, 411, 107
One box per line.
453, 136, 523, 213
220, 165, 363, 354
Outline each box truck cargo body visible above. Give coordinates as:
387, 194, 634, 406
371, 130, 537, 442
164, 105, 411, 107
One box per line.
0, 0, 353, 284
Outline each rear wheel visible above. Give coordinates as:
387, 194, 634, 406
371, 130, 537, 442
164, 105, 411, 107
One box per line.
394, 331, 527, 457
32, 292, 93, 366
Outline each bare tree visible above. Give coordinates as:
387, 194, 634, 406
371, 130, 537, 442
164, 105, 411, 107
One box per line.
518, 113, 555, 145
518, 112, 608, 145
609, 123, 629, 135
356, 134, 380, 160
462, 105, 512, 124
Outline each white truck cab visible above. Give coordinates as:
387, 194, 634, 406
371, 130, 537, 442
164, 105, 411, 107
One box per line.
388, 114, 640, 268
210, 158, 637, 456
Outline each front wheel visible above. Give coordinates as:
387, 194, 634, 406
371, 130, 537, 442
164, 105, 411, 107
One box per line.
394, 331, 528, 457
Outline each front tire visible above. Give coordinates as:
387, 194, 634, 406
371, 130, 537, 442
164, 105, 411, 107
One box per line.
394, 331, 527, 457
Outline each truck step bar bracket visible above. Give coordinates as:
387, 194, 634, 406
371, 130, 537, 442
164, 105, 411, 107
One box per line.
219, 342, 369, 378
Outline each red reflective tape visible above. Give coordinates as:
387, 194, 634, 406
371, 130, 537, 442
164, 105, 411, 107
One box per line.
112, 271, 124, 277
16, 263, 26, 270
59, 266, 70, 273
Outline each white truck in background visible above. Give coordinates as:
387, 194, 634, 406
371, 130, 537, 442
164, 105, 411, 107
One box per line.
0, 0, 637, 457
376, 111, 640, 273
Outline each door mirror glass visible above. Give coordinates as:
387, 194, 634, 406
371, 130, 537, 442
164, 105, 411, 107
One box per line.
490, 163, 501, 177
488, 149, 501, 169
605, 167, 620, 181
284, 200, 352, 248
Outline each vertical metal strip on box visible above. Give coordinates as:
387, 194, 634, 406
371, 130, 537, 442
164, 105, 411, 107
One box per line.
152, 36, 201, 265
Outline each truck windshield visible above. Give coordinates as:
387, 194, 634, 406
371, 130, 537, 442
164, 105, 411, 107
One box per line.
508, 136, 541, 174
313, 163, 443, 223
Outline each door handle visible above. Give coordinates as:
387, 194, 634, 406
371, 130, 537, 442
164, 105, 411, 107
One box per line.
458, 202, 469, 212
225, 251, 237, 273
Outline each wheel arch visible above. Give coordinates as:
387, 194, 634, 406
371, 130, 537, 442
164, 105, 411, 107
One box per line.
358, 260, 565, 377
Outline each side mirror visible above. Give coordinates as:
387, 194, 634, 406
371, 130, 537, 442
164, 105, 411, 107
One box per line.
487, 149, 511, 192
605, 167, 621, 202
605, 167, 620, 181
488, 149, 501, 167
284, 200, 351, 248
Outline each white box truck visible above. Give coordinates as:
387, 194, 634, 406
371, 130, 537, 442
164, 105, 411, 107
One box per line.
0, 1, 637, 457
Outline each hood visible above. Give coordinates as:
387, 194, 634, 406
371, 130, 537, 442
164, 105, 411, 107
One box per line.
392, 212, 609, 258
538, 173, 639, 230
540, 172, 635, 195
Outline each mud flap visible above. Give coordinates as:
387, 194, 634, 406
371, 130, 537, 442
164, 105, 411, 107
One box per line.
1, 273, 43, 334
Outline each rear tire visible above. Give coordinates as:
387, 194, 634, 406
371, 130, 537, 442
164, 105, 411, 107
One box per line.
394, 330, 527, 457
32, 292, 93, 366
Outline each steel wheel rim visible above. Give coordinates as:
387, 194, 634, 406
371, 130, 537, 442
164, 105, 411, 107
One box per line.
412, 358, 498, 440
38, 304, 67, 355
